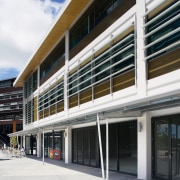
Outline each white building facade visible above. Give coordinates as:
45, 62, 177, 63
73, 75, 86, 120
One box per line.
11, 0, 180, 179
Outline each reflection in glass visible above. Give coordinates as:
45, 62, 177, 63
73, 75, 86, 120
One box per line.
172, 118, 180, 180
155, 120, 169, 178
90, 128, 97, 166
42, 131, 64, 160
153, 114, 180, 180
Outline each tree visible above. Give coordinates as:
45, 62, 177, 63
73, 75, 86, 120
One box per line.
10, 136, 17, 148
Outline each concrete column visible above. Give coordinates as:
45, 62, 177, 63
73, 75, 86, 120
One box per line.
22, 136, 25, 147
37, 132, 41, 157
138, 112, 152, 180
64, 31, 69, 117
136, 0, 147, 97
65, 126, 72, 164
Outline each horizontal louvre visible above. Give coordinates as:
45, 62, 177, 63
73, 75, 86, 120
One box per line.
145, 1, 179, 61
145, 0, 180, 79
68, 29, 135, 108
38, 80, 64, 119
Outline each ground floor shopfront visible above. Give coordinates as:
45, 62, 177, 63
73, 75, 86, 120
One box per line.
72, 120, 137, 175
20, 109, 180, 180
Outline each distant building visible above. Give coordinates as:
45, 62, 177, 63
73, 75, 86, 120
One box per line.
0, 78, 23, 147
10, 0, 180, 179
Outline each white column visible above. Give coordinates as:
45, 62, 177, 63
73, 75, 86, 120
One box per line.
65, 126, 72, 164
97, 114, 105, 180
138, 112, 152, 180
136, 0, 147, 97
64, 31, 69, 117
36, 132, 41, 157
106, 118, 109, 180
23, 136, 26, 148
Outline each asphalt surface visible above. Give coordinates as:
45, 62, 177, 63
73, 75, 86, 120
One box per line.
0, 150, 138, 180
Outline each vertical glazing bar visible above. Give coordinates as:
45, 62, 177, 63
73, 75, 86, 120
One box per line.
42, 131, 44, 165
106, 118, 109, 180
97, 114, 105, 179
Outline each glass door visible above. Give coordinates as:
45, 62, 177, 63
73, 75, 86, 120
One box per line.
154, 119, 169, 179
171, 118, 180, 180
153, 114, 180, 180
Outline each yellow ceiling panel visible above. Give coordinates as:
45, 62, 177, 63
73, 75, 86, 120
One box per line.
15, 0, 91, 87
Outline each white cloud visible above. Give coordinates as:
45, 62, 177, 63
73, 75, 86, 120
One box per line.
0, 0, 64, 76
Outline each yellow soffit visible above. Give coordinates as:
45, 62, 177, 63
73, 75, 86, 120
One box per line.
14, 0, 91, 87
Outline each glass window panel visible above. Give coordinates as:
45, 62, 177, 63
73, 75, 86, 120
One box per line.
32, 70, 37, 91
146, 2, 179, 58
69, 73, 78, 95
90, 128, 97, 167
72, 130, 77, 163
40, 38, 65, 79
77, 130, 83, 164
95, 69, 110, 82
172, 118, 180, 180
83, 129, 90, 165
109, 124, 118, 171
147, 24, 179, 55
69, 0, 125, 50
54, 131, 61, 149
113, 56, 134, 75
89, 11, 95, 31
70, 26, 81, 49
79, 65, 91, 90
94, 51, 111, 82
82, 17, 89, 38
119, 121, 137, 175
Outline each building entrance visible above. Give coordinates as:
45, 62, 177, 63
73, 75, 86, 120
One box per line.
152, 114, 180, 180
42, 131, 65, 160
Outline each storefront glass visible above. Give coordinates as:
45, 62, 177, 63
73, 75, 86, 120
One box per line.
152, 114, 180, 180
25, 135, 37, 155
118, 121, 137, 174
72, 120, 137, 175
42, 131, 64, 160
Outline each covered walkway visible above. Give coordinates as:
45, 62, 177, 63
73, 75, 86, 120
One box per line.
0, 150, 139, 180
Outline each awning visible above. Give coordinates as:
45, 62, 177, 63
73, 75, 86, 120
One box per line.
8, 94, 180, 137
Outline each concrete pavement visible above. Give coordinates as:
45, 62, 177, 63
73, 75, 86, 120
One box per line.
0, 150, 138, 180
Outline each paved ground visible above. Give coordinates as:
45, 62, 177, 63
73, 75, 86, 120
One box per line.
0, 150, 138, 180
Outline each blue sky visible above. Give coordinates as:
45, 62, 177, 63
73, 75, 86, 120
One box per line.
0, 0, 66, 81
